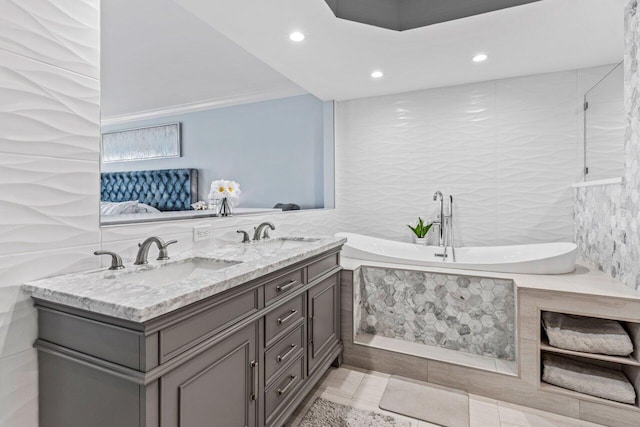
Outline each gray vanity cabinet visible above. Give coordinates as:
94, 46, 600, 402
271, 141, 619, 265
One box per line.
160, 322, 259, 427
33, 247, 343, 427
308, 275, 339, 375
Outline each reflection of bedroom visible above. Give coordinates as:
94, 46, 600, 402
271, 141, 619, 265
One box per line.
100, 95, 334, 222
99, 0, 334, 224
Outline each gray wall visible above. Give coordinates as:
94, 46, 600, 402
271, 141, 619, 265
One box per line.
102, 94, 333, 209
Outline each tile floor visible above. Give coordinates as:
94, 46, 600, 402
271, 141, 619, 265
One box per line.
289, 366, 604, 427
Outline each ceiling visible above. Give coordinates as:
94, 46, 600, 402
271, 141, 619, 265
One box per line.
323, 0, 542, 31
173, 0, 627, 101
100, 0, 306, 121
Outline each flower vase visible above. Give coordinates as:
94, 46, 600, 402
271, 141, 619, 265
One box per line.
218, 197, 232, 217
414, 237, 427, 245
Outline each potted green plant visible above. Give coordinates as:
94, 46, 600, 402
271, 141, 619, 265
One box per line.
407, 217, 433, 245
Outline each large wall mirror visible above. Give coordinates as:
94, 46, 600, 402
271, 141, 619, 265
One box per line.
99, 0, 335, 226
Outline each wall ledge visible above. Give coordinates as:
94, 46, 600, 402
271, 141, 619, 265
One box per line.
572, 177, 624, 188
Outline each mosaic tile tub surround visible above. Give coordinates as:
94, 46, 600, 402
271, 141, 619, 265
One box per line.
357, 266, 516, 361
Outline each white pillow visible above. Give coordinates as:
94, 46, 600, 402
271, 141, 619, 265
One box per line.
100, 201, 140, 216
134, 203, 160, 214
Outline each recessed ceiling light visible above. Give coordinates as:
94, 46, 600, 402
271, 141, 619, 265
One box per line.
371, 70, 384, 79
473, 53, 488, 63
289, 31, 305, 42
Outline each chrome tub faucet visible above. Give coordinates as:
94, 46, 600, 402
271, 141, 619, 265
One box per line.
432, 192, 456, 262
433, 191, 445, 247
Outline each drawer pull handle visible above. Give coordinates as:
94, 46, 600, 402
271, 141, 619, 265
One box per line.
277, 375, 298, 396
276, 344, 297, 363
276, 279, 298, 292
277, 309, 298, 325
310, 315, 315, 354
250, 361, 258, 401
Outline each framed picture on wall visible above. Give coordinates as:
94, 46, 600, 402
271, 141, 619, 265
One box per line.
101, 123, 181, 163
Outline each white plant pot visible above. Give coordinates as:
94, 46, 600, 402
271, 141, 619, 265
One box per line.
414, 237, 427, 245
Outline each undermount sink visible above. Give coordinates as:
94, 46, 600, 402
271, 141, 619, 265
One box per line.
115, 257, 241, 288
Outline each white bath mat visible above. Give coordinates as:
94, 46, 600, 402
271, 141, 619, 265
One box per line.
297, 397, 411, 427
379, 376, 470, 427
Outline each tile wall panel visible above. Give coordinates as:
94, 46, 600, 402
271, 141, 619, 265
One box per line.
0, 245, 100, 357
0, 153, 99, 255
0, 49, 100, 161
0, 1, 100, 425
0, 349, 38, 427
495, 70, 578, 112
334, 67, 610, 246
0, 0, 99, 78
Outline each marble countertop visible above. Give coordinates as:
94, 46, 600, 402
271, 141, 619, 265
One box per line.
23, 236, 346, 323
341, 257, 640, 301
100, 207, 283, 226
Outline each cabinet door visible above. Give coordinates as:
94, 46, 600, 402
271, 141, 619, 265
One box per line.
308, 275, 339, 374
160, 322, 259, 427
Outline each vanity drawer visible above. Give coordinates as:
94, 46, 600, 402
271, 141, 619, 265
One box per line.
307, 252, 339, 283
159, 288, 259, 362
265, 355, 305, 423
264, 268, 304, 305
265, 323, 305, 385
265, 295, 305, 346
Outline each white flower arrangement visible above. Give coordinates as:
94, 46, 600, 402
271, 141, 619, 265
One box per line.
208, 179, 241, 201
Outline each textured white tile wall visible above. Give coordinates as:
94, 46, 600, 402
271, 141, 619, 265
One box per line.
0, 50, 100, 161
0, 0, 100, 79
334, 66, 617, 246
0, 1, 100, 425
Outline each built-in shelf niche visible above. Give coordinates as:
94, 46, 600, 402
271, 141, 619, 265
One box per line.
539, 311, 640, 412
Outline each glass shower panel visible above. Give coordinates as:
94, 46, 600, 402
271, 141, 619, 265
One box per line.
584, 62, 625, 181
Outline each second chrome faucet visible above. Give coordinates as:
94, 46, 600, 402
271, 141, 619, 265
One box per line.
237, 222, 276, 243
134, 237, 178, 265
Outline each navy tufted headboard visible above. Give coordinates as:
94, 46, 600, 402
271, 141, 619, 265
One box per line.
101, 169, 198, 211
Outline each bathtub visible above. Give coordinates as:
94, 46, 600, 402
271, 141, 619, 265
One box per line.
336, 232, 577, 274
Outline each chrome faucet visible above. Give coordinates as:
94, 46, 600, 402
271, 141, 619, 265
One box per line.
432, 191, 445, 247
253, 222, 275, 241
433, 193, 456, 262
237, 230, 252, 243
443, 195, 456, 262
134, 237, 178, 265
94, 251, 125, 270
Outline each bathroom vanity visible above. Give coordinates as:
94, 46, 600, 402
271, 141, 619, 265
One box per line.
24, 237, 345, 427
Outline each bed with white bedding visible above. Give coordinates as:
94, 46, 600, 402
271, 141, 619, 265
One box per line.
100, 168, 198, 217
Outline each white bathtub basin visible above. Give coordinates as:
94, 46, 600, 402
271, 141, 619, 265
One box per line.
336, 232, 577, 274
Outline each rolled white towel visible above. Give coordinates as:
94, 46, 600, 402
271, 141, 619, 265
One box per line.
542, 312, 633, 356
542, 354, 636, 404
